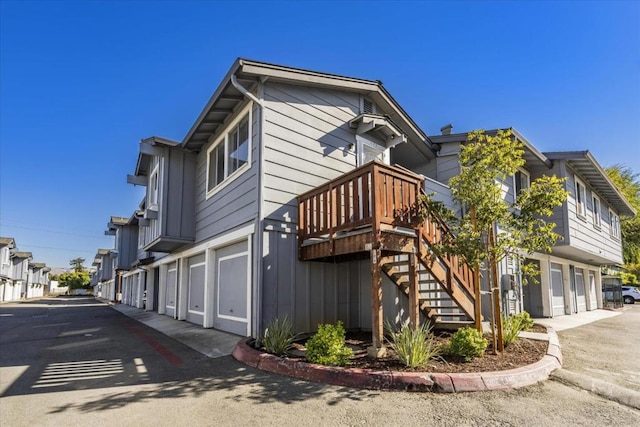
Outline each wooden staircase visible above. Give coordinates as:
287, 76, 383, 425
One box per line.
298, 161, 479, 331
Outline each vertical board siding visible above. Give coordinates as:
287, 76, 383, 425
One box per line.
260, 82, 362, 333
194, 103, 260, 243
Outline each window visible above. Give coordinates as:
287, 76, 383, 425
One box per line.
610, 210, 620, 239
206, 109, 251, 195
592, 195, 601, 228
575, 179, 586, 218
149, 164, 159, 207
514, 169, 530, 198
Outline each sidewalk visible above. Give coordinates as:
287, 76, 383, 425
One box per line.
110, 303, 240, 359
533, 309, 623, 331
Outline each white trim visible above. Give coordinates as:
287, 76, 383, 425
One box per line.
575, 177, 587, 219
149, 223, 255, 267
187, 260, 206, 318
216, 250, 250, 324
513, 167, 530, 199
609, 209, 621, 240
592, 194, 602, 229
205, 103, 253, 199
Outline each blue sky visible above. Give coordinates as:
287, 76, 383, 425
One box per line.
1, 1, 639, 269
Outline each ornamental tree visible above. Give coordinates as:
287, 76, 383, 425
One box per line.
423, 129, 568, 351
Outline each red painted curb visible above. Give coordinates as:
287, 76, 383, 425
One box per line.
232, 328, 562, 393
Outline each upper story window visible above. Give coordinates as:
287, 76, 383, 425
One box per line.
149, 163, 159, 207
514, 169, 530, 198
575, 178, 586, 218
592, 195, 601, 229
610, 210, 621, 240
206, 106, 251, 197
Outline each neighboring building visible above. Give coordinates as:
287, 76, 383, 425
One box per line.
90, 59, 632, 348
430, 129, 635, 318
91, 249, 114, 300
10, 251, 32, 301
0, 237, 16, 302
27, 262, 47, 299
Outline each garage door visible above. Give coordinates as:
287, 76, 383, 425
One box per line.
214, 239, 250, 336
575, 269, 587, 312
550, 263, 565, 317
588, 271, 598, 310
186, 254, 206, 326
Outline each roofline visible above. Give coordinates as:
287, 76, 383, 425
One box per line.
181, 58, 431, 152
544, 150, 636, 216
430, 128, 553, 168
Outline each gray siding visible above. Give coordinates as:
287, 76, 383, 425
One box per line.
262, 82, 360, 222
563, 166, 623, 264
194, 102, 260, 243
162, 148, 197, 241
261, 224, 410, 333
528, 161, 567, 240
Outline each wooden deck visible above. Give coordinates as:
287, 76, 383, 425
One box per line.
297, 161, 480, 354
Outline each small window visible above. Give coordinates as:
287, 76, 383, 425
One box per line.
610, 210, 620, 239
206, 109, 251, 196
575, 179, 586, 218
149, 165, 159, 206
514, 169, 530, 198
592, 195, 601, 228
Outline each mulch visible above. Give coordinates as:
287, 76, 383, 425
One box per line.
282, 325, 548, 374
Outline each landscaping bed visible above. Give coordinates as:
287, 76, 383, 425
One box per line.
265, 324, 549, 374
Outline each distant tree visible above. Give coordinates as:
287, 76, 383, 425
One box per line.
69, 257, 86, 272
605, 164, 640, 283
58, 271, 91, 290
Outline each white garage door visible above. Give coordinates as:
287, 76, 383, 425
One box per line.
588, 271, 598, 310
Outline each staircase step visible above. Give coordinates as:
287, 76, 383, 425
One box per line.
431, 312, 468, 317
381, 260, 409, 268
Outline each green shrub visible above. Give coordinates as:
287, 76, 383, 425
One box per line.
502, 311, 535, 347
386, 322, 441, 369
517, 311, 535, 331
448, 326, 488, 362
305, 321, 353, 366
262, 315, 296, 356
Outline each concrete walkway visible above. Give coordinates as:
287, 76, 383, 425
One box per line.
110, 303, 240, 359
533, 309, 623, 331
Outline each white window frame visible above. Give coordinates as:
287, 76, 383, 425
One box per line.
513, 168, 530, 200
575, 178, 586, 219
592, 194, 601, 229
148, 163, 159, 208
206, 104, 252, 199
610, 209, 621, 240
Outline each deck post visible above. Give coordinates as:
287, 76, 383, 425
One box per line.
368, 247, 386, 358
408, 248, 420, 328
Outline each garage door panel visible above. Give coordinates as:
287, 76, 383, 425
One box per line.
551, 264, 565, 317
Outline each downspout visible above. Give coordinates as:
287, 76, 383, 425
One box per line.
231, 73, 265, 341
231, 75, 263, 107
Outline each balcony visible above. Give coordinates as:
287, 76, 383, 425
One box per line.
298, 161, 479, 341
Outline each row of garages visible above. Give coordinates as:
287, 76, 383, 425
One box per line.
103, 231, 253, 337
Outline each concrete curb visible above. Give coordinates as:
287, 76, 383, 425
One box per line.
551, 369, 640, 410
232, 327, 562, 392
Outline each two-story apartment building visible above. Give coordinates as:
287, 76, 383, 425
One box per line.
27, 263, 48, 299
108, 59, 632, 349
91, 248, 114, 300
11, 251, 32, 301
0, 237, 16, 301
430, 129, 635, 318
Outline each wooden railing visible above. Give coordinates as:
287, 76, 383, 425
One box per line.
298, 161, 423, 246
298, 161, 476, 305
419, 198, 475, 298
